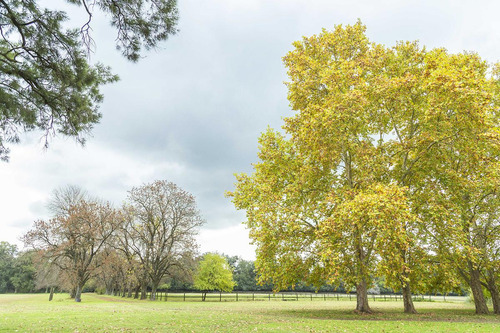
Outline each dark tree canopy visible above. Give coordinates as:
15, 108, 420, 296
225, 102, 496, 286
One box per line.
0, 0, 179, 161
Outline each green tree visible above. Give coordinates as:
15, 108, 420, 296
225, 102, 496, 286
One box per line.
194, 253, 235, 301
0, 0, 178, 161
0, 241, 16, 292
233, 259, 259, 291
10, 250, 36, 293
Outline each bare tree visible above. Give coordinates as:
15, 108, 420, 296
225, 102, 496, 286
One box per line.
24, 200, 122, 302
47, 185, 90, 217
123, 180, 204, 300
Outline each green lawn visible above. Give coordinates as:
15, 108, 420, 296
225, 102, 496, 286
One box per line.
0, 293, 499, 332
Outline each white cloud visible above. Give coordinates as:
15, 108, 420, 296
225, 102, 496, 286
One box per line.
198, 224, 256, 260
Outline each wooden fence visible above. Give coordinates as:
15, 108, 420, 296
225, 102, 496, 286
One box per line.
129, 291, 465, 303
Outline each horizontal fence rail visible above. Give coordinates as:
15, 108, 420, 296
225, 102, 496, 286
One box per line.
122, 291, 466, 303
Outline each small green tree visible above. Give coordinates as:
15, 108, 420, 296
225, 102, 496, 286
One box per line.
194, 253, 235, 301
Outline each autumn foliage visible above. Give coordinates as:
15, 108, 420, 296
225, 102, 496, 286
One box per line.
229, 21, 500, 314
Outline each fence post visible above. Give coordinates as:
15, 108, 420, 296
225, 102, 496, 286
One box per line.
236, 292, 238, 302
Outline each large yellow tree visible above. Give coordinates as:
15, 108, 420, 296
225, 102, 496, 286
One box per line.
229, 21, 500, 314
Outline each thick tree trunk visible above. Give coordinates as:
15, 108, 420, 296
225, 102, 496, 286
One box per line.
486, 271, 500, 315
355, 279, 372, 313
49, 286, 54, 301
402, 282, 417, 314
150, 285, 157, 301
469, 265, 489, 314
140, 282, 148, 300
75, 285, 82, 303
70, 286, 76, 299
134, 286, 140, 299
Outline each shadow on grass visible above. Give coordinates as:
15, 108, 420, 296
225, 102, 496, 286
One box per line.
264, 307, 500, 323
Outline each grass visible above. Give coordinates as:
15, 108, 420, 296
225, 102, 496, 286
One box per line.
0, 293, 499, 332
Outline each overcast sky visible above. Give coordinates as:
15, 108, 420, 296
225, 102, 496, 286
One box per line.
1, 0, 499, 260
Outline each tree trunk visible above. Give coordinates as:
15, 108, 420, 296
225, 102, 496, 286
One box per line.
150, 285, 157, 301
202, 292, 207, 301
355, 279, 372, 313
486, 271, 500, 315
127, 284, 132, 298
469, 265, 489, 314
75, 285, 82, 303
134, 286, 140, 299
140, 282, 148, 300
402, 282, 417, 314
49, 286, 54, 301
70, 286, 76, 299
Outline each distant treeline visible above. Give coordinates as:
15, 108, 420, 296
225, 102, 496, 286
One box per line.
1, 241, 466, 296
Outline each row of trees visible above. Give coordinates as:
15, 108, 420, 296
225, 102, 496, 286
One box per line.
229, 21, 500, 315
23, 180, 204, 302
1, 243, 434, 297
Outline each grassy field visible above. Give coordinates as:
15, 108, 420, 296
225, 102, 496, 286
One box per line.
1, 293, 499, 332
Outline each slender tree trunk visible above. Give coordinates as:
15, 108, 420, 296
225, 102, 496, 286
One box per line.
134, 285, 140, 299
356, 279, 372, 313
402, 282, 417, 314
469, 265, 489, 314
75, 285, 83, 303
49, 286, 54, 301
486, 271, 500, 315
